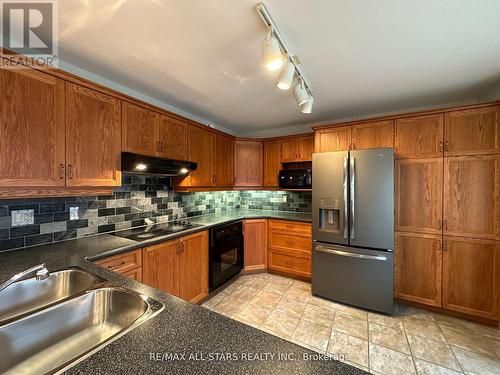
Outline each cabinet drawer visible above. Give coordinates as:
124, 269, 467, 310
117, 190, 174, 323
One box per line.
95, 249, 142, 274
122, 267, 143, 282
268, 249, 311, 278
270, 232, 311, 252
269, 220, 311, 237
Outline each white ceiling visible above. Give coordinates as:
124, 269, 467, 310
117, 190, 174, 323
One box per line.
57, 0, 500, 135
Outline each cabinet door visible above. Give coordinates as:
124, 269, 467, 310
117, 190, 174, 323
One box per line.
121, 102, 159, 157
443, 236, 499, 320
279, 138, 299, 162
213, 134, 233, 187
351, 120, 394, 150
395, 159, 443, 234
243, 219, 267, 271
142, 240, 179, 296
178, 231, 208, 303
234, 140, 263, 187
394, 232, 442, 307
314, 126, 351, 153
444, 106, 500, 156
263, 141, 280, 187
0, 68, 65, 187
66, 83, 121, 186
298, 135, 314, 161
160, 115, 188, 160
444, 155, 500, 240
186, 126, 214, 186
395, 114, 444, 159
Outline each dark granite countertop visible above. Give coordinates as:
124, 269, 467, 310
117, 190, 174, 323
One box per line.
0, 209, 366, 374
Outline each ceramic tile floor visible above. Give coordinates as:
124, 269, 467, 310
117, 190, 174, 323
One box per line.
202, 272, 500, 375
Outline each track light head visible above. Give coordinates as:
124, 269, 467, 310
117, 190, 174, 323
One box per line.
276, 59, 295, 90
293, 79, 309, 106
300, 96, 314, 114
262, 30, 283, 71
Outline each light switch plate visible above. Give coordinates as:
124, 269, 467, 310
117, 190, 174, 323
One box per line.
11, 209, 34, 226
69, 206, 79, 220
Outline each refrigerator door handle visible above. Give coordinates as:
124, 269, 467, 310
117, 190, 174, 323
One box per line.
350, 156, 355, 239
316, 245, 388, 261
343, 157, 348, 239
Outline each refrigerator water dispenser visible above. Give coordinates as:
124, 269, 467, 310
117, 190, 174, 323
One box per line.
318, 198, 341, 233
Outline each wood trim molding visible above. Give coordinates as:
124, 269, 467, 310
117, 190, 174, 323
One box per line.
312, 101, 500, 131
0, 187, 115, 199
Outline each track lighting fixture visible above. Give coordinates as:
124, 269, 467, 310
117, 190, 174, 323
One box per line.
256, 2, 314, 113
300, 96, 314, 114
293, 79, 310, 106
276, 59, 295, 90
262, 29, 283, 71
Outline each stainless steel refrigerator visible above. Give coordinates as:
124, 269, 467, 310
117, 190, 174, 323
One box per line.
312, 148, 394, 314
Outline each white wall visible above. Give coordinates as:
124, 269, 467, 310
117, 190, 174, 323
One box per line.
479, 80, 500, 101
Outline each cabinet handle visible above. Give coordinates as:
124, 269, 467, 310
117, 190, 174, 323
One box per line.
438, 241, 442, 251
443, 220, 448, 231
439, 142, 443, 152
437, 219, 442, 230
59, 164, 65, 179
181, 242, 185, 253
444, 141, 449, 152
68, 165, 74, 179
443, 241, 447, 251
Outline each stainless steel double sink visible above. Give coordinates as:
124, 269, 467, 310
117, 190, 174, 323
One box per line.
0, 268, 164, 374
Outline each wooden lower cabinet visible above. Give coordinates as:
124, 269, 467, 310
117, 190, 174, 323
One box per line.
268, 220, 312, 279
442, 236, 500, 320
178, 231, 209, 303
394, 232, 442, 307
243, 219, 267, 271
122, 267, 143, 282
142, 231, 208, 303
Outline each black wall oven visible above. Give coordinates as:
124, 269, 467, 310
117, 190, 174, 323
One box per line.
209, 221, 244, 292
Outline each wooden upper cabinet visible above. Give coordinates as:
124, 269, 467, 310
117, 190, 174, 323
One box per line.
298, 135, 314, 161
178, 230, 208, 303
351, 120, 394, 150
142, 239, 179, 296
184, 126, 214, 187
159, 115, 188, 160
65, 83, 121, 187
279, 138, 299, 162
213, 134, 233, 187
263, 140, 280, 187
121, 102, 159, 157
0, 68, 65, 187
444, 155, 500, 240
234, 140, 263, 187
244, 219, 268, 271
443, 236, 499, 320
395, 232, 442, 307
314, 126, 351, 153
444, 106, 500, 156
395, 158, 443, 234
395, 114, 444, 159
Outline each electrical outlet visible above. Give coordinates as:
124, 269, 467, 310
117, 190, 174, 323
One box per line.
69, 206, 79, 220
11, 209, 34, 226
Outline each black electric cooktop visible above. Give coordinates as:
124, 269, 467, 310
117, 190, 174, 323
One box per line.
113, 220, 202, 242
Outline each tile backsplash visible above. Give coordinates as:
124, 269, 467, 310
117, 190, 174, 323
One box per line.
0, 175, 311, 252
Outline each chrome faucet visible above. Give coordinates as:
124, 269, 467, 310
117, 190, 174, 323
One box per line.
0, 264, 49, 292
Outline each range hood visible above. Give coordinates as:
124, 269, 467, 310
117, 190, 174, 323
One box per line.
121, 152, 197, 176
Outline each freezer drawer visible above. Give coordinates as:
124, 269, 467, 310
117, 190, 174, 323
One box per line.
312, 242, 393, 314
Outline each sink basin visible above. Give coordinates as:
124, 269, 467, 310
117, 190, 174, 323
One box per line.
0, 268, 104, 324
0, 287, 163, 375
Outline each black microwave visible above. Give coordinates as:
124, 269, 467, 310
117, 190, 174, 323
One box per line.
279, 169, 312, 189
